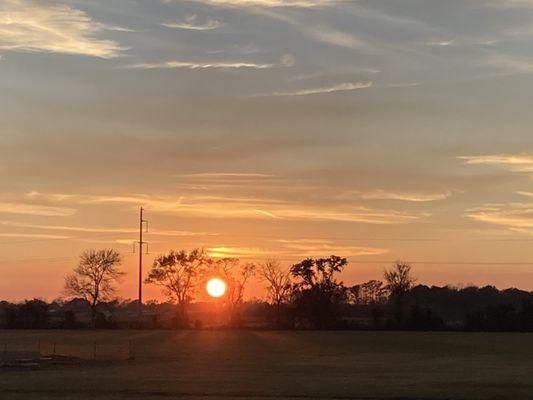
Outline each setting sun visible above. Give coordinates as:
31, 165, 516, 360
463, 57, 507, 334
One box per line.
206, 278, 226, 298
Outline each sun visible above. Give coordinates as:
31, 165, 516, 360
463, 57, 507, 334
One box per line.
206, 278, 226, 298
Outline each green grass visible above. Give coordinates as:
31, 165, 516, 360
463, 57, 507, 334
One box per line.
1, 330, 533, 399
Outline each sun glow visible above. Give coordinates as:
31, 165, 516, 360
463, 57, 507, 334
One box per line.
206, 278, 226, 298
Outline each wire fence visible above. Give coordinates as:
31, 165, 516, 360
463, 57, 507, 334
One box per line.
1, 340, 134, 361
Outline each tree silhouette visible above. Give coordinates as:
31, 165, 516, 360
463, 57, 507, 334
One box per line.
384, 261, 416, 327
214, 258, 256, 327
4, 299, 49, 329
290, 256, 348, 329
258, 259, 292, 327
350, 280, 388, 305
64, 249, 123, 326
145, 248, 209, 327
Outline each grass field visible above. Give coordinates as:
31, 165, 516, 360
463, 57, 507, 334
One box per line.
1, 330, 533, 399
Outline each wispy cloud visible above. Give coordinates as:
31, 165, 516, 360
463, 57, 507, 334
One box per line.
262, 206, 429, 224
277, 238, 388, 257
358, 189, 453, 202
124, 60, 274, 70
256, 8, 371, 51
186, 0, 334, 7
265, 82, 372, 97
426, 39, 455, 46
0, 233, 71, 239
1, 220, 133, 234
101, 24, 136, 33
206, 240, 388, 259
383, 82, 421, 88
151, 229, 220, 237
0, 221, 218, 237
0, 202, 75, 217
206, 246, 273, 258
122, 54, 294, 70
162, 15, 223, 31
27, 191, 169, 208
466, 203, 533, 229
303, 25, 367, 50
516, 191, 533, 198
24, 191, 428, 224
483, 51, 533, 74
254, 209, 283, 219
460, 154, 533, 172
178, 172, 274, 178
0, 0, 123, 58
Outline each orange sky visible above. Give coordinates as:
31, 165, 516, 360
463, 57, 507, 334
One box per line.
2, 0, 533, 301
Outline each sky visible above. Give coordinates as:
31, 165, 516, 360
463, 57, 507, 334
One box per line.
2, 0, 533, 301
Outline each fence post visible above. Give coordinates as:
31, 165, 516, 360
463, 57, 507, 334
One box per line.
128, 340, 134, 360
53, 342, 56, 355
93, 342, 97, 360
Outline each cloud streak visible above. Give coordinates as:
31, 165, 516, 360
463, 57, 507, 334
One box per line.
460, 154, 533, 173
206, 239, 388, 259
187, 0, 334, 7
0, 233, 71, 239
358, 189, 453, 202
466, 203, 533, 229
124, 54, 296, 70
277, 238, 388, 257
25, 191, 428, 225
255, 8, 372, 51
0, 202, 75, 217
177, 172, 274, 178
0, 221, 219, 237
124, 60, 275, 70
206, 246, 273, 258
0, 0, 123, 58
267, 82, 372, 97
303, 25, 367, 50
262, 206, 429, 224
162, 15, 223, 31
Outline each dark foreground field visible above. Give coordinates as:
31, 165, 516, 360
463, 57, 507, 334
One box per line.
1, 330, 532, 400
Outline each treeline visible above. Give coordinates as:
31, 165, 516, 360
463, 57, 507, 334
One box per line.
3, 248, 533, 331
4, 284, 533, 331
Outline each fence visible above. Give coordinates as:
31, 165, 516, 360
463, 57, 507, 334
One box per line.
1, 339, 134, 361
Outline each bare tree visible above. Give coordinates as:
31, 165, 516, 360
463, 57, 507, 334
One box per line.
145, 248, 209, 325
258, 259, 291, 326
64, 249, 124, 326
384, 262, 416, 296
384, 261, 416, 326
214, 258, 256, 326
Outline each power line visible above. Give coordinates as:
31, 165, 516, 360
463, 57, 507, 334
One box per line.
6, 229, 533, 246
333, 260, 533, 266
3, 217, 533, 267
2, 253, 533, 267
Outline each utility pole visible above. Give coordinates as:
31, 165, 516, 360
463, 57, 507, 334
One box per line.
135, 207, 148, 320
